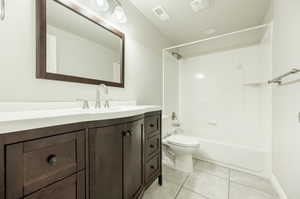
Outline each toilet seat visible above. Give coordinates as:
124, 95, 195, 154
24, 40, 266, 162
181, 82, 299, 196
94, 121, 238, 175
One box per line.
166, 135, 199, 147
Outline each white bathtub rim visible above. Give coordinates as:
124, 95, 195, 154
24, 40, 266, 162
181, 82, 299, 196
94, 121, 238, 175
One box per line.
182, 135, 270, 153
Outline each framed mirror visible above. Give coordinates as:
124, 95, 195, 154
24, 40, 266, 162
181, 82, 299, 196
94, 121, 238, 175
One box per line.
36, 0, 125, 87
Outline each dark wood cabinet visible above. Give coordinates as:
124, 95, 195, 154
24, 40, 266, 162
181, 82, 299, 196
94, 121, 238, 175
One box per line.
89, 124, 124, 199
0, 111, 162, 199
5, 131, 85, 199
144, 112, 162, 188
145, 114, 160, 138
123, 119, 144, 199
89, 118, 145, 199
145, 155, 161, 184
24, 172, 85, 199
145, 135, 160, 159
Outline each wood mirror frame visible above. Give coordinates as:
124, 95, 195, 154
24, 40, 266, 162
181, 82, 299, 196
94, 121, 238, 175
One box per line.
36, 0, 125, 87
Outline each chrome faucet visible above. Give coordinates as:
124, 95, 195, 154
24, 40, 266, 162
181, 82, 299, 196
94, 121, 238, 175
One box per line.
95, 84, 110, 109
102, 84, 110, 109
77, 99, 89, 109
95, 85, 101, 109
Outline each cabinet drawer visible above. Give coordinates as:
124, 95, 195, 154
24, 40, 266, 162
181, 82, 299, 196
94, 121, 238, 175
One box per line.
145, 135, 160, 160
6, 131, 85, 197
145, 115, 160, 138
145, 155, 160, 183
24, 172, 85, 199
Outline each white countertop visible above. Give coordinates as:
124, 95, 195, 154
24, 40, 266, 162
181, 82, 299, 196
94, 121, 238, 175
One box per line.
0, 103, 161, 134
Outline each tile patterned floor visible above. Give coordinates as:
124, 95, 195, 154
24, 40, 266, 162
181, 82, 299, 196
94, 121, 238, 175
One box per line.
143, 160, 278, 199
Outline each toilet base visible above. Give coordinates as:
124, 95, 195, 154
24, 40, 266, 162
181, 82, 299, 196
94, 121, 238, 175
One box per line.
175, 154, 194, 173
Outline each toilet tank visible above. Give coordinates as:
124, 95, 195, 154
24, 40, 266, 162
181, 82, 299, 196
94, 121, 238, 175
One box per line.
162, 113, 181, 137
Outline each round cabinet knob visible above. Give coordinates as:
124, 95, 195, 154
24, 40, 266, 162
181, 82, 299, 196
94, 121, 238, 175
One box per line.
150, 124, 154, 128
123, 130, 132, 137
150, 144, 155, 148
47, 154, 57, 166
150, 165, 155, 169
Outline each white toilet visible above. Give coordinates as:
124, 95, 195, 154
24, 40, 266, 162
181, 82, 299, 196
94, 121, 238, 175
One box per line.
163, 133, 199, 173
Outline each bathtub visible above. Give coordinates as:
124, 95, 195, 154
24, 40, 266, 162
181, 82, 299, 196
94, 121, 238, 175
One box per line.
193, 137, 270, 178
162, 115, 271, 178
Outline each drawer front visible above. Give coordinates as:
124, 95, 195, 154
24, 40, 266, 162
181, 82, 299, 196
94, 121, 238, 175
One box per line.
24, 172, 85, 199
145, 155, 160, 183
6, 131, 85, 197
145, 135, 160, 160
145, 115, 160, 138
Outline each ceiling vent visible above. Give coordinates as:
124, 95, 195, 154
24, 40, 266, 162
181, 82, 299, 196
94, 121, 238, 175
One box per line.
153, 6, 170, 21
190, 0, 210, 12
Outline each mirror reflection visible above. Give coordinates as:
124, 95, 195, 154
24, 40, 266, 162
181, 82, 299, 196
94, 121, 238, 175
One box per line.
46, 0, 123, 83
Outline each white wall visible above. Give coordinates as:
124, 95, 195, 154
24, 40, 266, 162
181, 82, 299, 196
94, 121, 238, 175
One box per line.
0, 0, 172, 104
178, 44, 272, 176
47, 25, 118, 81
272, 0, 300, 198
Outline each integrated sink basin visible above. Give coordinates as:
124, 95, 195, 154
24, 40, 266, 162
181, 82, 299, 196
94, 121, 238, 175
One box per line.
0, 106, 156, 122
0, 103, 161, 134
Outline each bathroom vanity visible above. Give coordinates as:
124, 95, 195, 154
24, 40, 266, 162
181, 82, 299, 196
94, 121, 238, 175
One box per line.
0, 107, 162, 199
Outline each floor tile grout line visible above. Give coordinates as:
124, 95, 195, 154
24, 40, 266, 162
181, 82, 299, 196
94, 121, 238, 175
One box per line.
228, 169, 232, 199
162, 162, 278, 199
194, 169, 230, 180
193, 160, 231, 180
183, 187, 212, 199
196, 160, 276, 197
176, 161, 230, 199
195, 159, 230, 172
190, 169, 230, 184
174, 173, 191, 199
229, 181, 276, 197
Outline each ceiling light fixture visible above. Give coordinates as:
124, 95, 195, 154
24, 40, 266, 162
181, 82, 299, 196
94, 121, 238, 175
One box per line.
195, 73, 206, 79
95, 0, 110, 12
94, 0, 128, 23
190, 0, 210, 12
112, 5, 127, 23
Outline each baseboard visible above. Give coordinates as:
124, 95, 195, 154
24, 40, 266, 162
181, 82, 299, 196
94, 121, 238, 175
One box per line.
270, 173, 288, 199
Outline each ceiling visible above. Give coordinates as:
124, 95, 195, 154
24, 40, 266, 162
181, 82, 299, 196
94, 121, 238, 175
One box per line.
168, 26, 266, 58
129, 0, 271, 45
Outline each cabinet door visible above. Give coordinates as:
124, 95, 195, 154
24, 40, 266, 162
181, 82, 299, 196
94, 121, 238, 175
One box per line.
89, 124, 124, 199
5, 132, 85, 199
123, 119, 144, 199
24, 172, 85, 199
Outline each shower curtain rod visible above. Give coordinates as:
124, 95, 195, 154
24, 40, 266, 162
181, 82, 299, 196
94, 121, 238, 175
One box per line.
164, 24, 269, 51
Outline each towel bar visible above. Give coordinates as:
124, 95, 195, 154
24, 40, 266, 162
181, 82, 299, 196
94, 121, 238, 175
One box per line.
268, 68, 300, 85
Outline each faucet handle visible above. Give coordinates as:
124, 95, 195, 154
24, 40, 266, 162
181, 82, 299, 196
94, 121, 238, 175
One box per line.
76, 99, 89, 109
100, 84, 109, 95
99, 84, 110, 108
104, 98, 110, 109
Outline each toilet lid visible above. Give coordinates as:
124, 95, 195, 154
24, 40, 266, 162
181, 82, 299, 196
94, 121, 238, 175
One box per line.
167, 135, 199, 147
